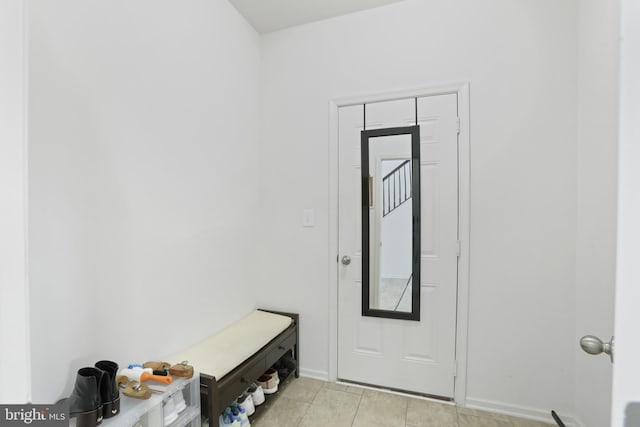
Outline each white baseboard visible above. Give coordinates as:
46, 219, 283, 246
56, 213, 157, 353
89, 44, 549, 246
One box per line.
465, 397, 579, 426
299, 368, 329, 381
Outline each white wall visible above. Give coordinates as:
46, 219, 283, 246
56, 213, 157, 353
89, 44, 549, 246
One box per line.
574, 0, 619, 425
0, 0, 31, 404
258, 0, 579, 419
28, 0, 262, 403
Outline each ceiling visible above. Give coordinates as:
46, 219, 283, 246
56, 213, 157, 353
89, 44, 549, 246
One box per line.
228, 0, 408, 34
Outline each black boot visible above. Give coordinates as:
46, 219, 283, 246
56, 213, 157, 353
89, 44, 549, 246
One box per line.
95, 360, 120, 418
68, 367, 104, 427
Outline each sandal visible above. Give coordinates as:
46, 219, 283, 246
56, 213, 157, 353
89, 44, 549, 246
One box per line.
117, 375, 151, 400
143, 361, 171, 376
169, 361, 194, 379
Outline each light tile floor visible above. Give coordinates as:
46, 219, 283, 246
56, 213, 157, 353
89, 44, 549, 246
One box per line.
250, 377, 555, 427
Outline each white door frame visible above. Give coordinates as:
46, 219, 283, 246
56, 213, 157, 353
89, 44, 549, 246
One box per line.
328, 82, 471, 405
611, 0, 640, 424
0, 0, 31, 403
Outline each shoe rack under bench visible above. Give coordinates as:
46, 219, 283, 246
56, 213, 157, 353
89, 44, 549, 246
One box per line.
199, 310, 299, 427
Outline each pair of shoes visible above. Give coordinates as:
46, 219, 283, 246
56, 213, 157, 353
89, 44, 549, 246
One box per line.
247, 383, 265, 406
173, 389, 187, 413
169, 360, 194, 379
219, 413, 240, 427
118, 367, 173, 384
256, 368, 279, 395
273, 354, 296, 379
164, 398, 178, 425
143, 360, 193, 378
116, 375, 151, 400
142, 361, 171, 376
219, 403, 250, 427
236, 392, 255, 416
67, 361, 120, 427
163, 389, 188, 425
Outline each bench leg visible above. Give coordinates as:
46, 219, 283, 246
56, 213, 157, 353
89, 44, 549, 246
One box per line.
294, 342, 300, 378
201, 375, 221, 427
295, 314, 300, 378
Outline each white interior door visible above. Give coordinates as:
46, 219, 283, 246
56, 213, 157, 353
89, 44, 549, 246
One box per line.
337, 94, 459, 398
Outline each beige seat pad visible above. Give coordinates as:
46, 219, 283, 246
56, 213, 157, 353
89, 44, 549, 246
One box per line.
168, 310, 292, 380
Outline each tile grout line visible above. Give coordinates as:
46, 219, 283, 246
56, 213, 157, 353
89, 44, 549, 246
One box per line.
405, 397, 410, 427
401, 394, 409, 427
349, 389, 365, 427
270, 378, 552, 427
293, 400, 311, 427
294, 380, 321, 427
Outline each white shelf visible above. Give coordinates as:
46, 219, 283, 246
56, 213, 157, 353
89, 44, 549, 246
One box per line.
102, 374, 201, 427
171, 406, 200, 427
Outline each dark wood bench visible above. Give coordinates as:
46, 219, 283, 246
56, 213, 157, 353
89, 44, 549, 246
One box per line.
198, 310, 299, 427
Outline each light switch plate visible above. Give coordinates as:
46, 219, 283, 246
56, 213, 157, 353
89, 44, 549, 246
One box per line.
303, 209, 315, 227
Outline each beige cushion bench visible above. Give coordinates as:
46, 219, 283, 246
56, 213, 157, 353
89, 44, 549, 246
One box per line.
169, 309, 299, 427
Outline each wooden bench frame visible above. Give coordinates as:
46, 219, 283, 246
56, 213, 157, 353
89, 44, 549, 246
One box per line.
198, 310, 299, 426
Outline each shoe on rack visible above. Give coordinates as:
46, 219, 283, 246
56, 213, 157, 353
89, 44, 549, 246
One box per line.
68, 367, 105, 427
163, 397, 178, 426
229, 403, 250, 427
237, 392, 255, 416
143, 361, 171, 376
247, 383, 265, 405
95, 360, 120, 418
256, 375, 278, 395
223, 408, 243, 427
117, 377, 151, 400
170, 360, 194, 379
173, 390, 187, 413
219, 413, 241, 427
274, 355, 296, 379
264, 368, 280, 385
